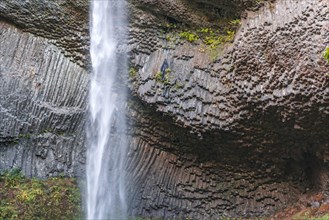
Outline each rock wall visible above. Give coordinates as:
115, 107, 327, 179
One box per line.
0, 0, 89, 66
127, 0, 329, 218
125, 97, 328, 218
129, 0, 328, 133
0, 0, 328, 218
0, 22, 87, 177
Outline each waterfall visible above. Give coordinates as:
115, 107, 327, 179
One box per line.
86, 0, 128, 219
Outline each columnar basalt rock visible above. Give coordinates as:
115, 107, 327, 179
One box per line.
129, 0, 328, 133
0, 22, 87, 177
0, 0, 328, 218
125, 97, 328, 218
0, 0, 89, 66
127, 0, 329, 217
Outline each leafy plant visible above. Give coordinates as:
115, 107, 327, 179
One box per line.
161, 19, 239, 62
0, 170, 82, 220
155, 68, 171, 84
155, 71, 162, 82
165, 34, 172, 41
129, 67, 137, 78
229, 19, 241, 26
0, 203, 18, 220
2, 168, 24, 187
225, 30, 235, 42
179, 31, 199, 43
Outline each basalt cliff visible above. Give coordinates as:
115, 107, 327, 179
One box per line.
0, 0, 328, 219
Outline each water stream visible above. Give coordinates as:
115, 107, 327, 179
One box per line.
86, 0, 128, 219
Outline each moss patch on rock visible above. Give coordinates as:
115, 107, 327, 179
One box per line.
159, 19, 240, 60
323, 47, 329, 63
0, 169, 82, 220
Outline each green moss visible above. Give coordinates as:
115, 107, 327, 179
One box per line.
179, 31, 199, 43
161, 19, 240, 62
155, 71, 163, 82
0, 169, 82, 220
255, 0, 264, 5
155, 68, 171, 84
229, 19, 241, 26
18, 133, 31, 139
316, 214, 329, 220
225, 30, 235, 42
175, 81, 184, 89
129, 67, 137, 78
177, 27, 236, 60
164, 22, 177, 31
165, 34, 172, 41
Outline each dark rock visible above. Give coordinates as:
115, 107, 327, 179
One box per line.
1, 0, 329, 219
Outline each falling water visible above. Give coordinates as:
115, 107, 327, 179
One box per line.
87, 0, 128, 219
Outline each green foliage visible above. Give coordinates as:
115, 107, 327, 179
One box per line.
225, 30, 235, 42
0, 169, 82, 220
164, 22, 177, 30
292, 212, 329, 220
175, 81, 184, 90
179, 31, 199, 43
155, 69, 171, 84
316, 214, 329, 220
162, 19, 239, 48
178, 27, 235, 54
2, 168, 24, 187
129, 67, 137, 78
254, 0, 264, 5
165, 34, 172, 41
155, 71, 162, 82
12, 139, 19, 144
162, 19, 240, 61
18, 133, 31, 139
229, 19, 241, 26
0, 202, 18, 220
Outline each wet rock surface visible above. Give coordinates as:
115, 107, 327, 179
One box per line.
1, 0, 329, 218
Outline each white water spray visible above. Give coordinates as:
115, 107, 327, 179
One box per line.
87, 0, 128, 219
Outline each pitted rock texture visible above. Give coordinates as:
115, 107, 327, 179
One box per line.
126, 0, 329, 218
129, 0, 329, 133
131, 0, 265, 26
0, 22, 87, 177
0, 0, 329, 219
125, 99, 328, 218
0, 0, 89, 67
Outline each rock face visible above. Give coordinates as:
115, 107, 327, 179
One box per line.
0, 0, 89, 66
129, 0, 328, 133
126, 1, 329, 216
0, 22, 87, 177
1, 0, 329, 219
